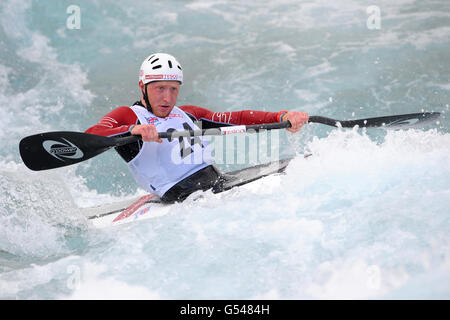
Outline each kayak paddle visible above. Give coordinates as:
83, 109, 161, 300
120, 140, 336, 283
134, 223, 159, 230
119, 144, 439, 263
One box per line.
19, 122, 292, 171
19, 112, 440, 171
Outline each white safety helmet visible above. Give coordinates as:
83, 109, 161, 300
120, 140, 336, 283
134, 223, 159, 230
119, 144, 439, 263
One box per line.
139, 53, 183, 85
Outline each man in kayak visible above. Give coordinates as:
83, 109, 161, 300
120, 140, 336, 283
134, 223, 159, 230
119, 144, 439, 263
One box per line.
86, 53, 309, 202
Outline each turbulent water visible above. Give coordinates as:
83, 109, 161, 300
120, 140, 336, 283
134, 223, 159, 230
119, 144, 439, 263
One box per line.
1, 0, 449, 299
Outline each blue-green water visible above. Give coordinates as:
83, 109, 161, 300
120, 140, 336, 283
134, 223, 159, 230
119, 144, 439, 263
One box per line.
0, 0, 449, 299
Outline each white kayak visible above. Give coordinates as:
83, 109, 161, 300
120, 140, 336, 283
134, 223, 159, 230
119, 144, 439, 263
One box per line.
83, 194, 170, 228
84, 158, 293, 229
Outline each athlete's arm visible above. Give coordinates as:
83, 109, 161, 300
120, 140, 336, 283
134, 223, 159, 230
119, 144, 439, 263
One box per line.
180, 105, 308, 132
179, 105, 282, 127
85, 106, 138, 137
85, 106, 143, 162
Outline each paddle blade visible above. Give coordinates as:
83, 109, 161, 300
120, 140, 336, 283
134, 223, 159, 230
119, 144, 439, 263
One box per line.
19, 131, 115, 171
345, 112, 440, 128
309, 112, 440, 129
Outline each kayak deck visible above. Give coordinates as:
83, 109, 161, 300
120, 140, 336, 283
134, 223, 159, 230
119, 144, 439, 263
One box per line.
84, 158, 293, 228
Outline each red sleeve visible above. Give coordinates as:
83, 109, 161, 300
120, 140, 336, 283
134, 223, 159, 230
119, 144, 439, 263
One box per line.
180, 105, 283, 125
85, 106, 138, 137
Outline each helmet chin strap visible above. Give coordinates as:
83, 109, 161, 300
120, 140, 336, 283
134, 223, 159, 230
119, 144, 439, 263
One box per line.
142, 83, 153, 114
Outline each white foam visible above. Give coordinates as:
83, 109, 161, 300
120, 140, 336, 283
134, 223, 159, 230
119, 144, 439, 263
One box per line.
64, 262, 161, 300
0, 162, 83, 258
304, 258, 408, 299
0, 0, 94, 150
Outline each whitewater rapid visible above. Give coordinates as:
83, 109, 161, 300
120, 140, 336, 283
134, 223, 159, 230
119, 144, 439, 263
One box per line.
1, 127, 449, 299
1, 0, 449, 299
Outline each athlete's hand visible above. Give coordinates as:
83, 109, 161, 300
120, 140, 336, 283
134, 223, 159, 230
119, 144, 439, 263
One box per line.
131, 124, 163, 143
281, 111, 309, 133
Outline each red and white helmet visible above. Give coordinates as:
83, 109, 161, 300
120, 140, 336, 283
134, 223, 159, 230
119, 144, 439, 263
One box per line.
139, 53, 183, 85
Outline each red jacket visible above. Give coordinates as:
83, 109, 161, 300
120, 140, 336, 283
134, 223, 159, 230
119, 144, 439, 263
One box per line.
85, 102, 285, 162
